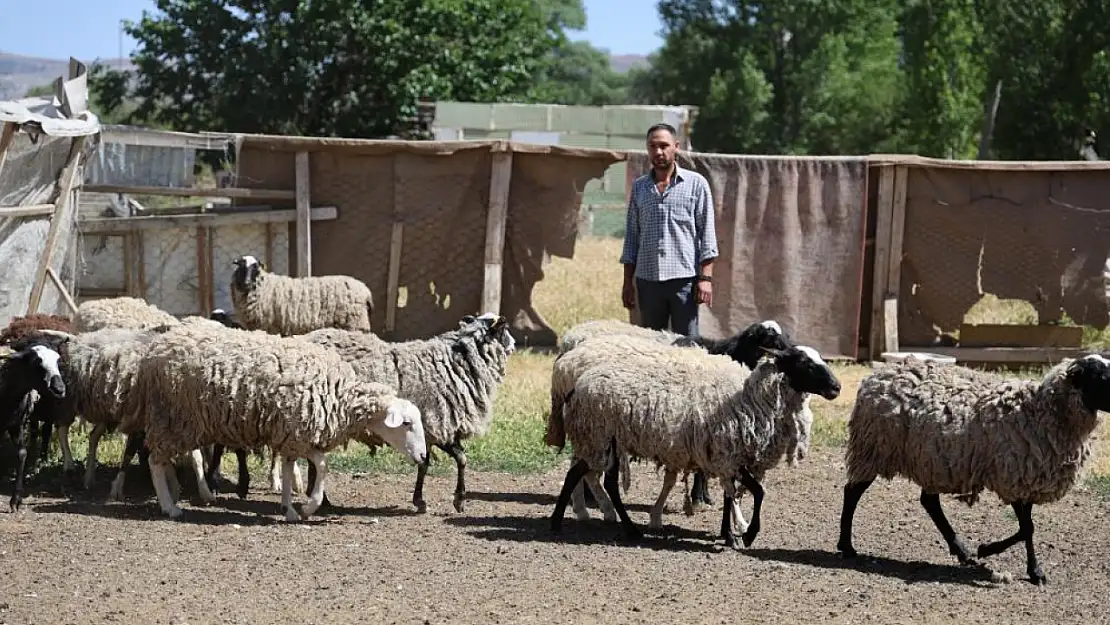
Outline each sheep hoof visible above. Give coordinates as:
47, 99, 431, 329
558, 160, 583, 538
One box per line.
236, 485, 249, 500
163, 506, 184, 519
741, 529, 759, 548
453, 493, 465, 513
283, 505, 301, 522
8, 496, 22, 512
648, 516, 663, 530
1029, 567, 1047, 586
413, 498, 427, 514
836, 540, 858, 559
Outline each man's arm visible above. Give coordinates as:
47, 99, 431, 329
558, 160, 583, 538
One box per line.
694, 178, 719, 278
619, 189, 640, 273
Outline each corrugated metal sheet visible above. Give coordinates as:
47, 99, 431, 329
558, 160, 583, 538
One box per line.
84, 142, 196, 188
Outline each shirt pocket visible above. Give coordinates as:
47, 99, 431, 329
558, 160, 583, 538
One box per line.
667, 200, 696, 229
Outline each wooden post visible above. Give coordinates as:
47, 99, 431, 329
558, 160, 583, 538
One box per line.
195, 226, 209, 314
135, 231, 147, 298
882, 166, 909, 355
0, 122, 16, 180
480, 149, 513, 315
868, 164, 895, 360
122, 233, 134, 296
385, 222, 404, 334
27, 135, 87, 315
264, 222, 274, 270
295, 151, 312, 277
46, 267, 79, 315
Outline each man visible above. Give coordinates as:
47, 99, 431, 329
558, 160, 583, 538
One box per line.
620, 122, 719, 507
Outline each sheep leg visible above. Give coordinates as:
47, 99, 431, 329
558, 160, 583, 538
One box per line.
836, 479, 874, 558
281, 457, 300, 522
234, 448, 250, 500
269, 452, 282, 492
436, 442, 469, 513
205, 443, 227, 494
56, 423, 74, 473
977, 501, 1045, 585
412, 454, 432, 514
36, 418, 53, 469
724, 477, 750, 535
649, 468, 678, 529
165, 462, 181, 503
602, 449, 642, 541
719, 478, 739, 549
919, 491, 975, 564
109, 432, 145, 501
189, 449, 217, 504
148, 459, 183, 518
551, 459, 590, 533
8, 421, 29, 512
691, 470, 714, 508
737, 467, 764, 548
299, 450, 328, 519
570, 478, 592, 521
575, 471, 615, 522
305, 461, 333, 511
82, 423, 108, 490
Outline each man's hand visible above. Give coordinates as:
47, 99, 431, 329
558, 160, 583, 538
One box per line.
622, 278, 637, 309
695, 280, 713, 307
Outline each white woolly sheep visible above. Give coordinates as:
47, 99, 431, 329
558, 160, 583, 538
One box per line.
72, 296, 180, 333
0, 338, 66, 510
229, 254, 374, 336
550, 338, 841, 547
837, 354, 1110, 586
299, 312, 516, 513
129, 322, 428, 521
547, 318, 795, 521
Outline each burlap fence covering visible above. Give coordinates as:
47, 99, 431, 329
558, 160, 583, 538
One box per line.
626, 152, 869, 359
231, 138, 622, 344
888, 160, 1110, 346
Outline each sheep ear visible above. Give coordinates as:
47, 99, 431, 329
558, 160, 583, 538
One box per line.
459, 315, 476, 328
383, 407, 404, 429
491, 316, 507, 330
759, 346, 783, 358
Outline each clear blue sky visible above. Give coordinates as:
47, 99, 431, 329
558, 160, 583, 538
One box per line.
0, 0, 664, 60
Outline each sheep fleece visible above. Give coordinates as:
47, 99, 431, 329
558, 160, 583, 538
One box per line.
55, 327, 162, 431
558, 318, 681, 356
131, 324, 400, 462
846, 358, 1101, 505
232, 273, 373, 336
301, 327, 508, 446
565, 344, 805, 482
73, 296, 180, 332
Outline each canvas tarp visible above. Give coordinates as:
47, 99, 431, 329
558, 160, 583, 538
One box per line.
888, 162, 1110, 345
0, 58, 100, 323
231, 136, 623, 344
625, 152, 869, 359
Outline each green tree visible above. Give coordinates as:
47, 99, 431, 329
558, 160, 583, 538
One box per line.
95, 0, 554, 137
529, 0, 633, 105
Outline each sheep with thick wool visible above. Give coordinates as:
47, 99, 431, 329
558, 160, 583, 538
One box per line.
551, 337, 841, 547
128, 322, 427, 521
547, 319, 795, 523
73, 296, 179, 333
229, 255, 374, 336
837, 354, 1110, 586
299, 312, 516, 513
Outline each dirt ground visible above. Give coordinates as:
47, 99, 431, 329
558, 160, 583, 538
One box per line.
1, 448, 1108, 625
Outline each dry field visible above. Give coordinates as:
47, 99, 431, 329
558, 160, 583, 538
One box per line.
2, 236, 1108, 625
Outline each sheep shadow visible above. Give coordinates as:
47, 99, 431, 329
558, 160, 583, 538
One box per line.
442, 513, 729, 554
464, 490, 558, 506
27, 498, 285, 526
742, 547, 1002, 587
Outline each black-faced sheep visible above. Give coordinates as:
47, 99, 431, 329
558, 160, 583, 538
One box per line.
837, 354, 1110, 586
0, 339, 66, 510
229, 254, 374, 336
551, 339, 840, 547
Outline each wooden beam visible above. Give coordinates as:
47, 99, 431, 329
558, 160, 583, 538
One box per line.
82, 183, 295, 201
264, 222, 274, 270
902, 346, 1087, 364
28, 135, 87, 315
45, 267, 79, 315
122, 232, 134, 296
881, 165, 909, 354
195, 226, 209, 315
78, 205, 338, 233
294, 151, 312, 277
0, 204, 55, 218
0, 122, 16, 181
100, 127, 233, 151
135, 231, 147, 298
480, 151, 513, 315
385, 222, 404, 333
868, 164, 895, 360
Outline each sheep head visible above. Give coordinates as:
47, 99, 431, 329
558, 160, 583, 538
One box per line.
231, 254, 267, 292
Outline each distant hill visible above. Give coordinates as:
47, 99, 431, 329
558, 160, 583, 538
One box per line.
0, 51, 133, 100
0, 50, 650, 101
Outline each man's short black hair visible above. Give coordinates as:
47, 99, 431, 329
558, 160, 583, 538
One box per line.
646, 123, 678, 140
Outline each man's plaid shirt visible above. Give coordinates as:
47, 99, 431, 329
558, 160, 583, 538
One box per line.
620, 164, 719, 282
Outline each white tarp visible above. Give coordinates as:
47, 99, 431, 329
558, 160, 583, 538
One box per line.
0, 57, 100, 137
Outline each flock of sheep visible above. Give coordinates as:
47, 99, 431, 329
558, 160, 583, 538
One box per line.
1, 253, 1109, 588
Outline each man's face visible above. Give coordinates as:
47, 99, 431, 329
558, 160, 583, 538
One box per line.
647, 129, 678, 169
